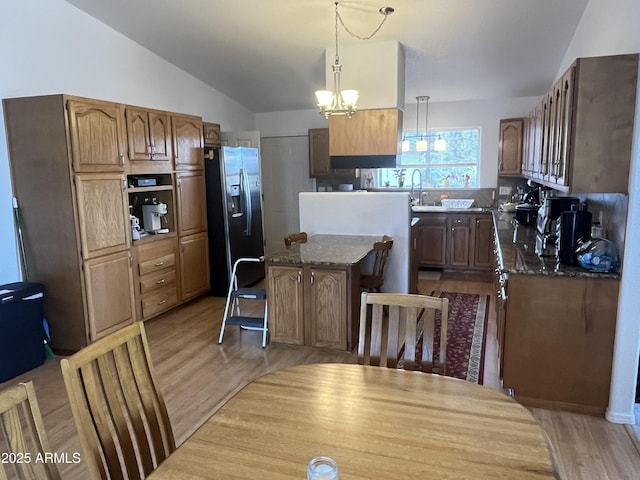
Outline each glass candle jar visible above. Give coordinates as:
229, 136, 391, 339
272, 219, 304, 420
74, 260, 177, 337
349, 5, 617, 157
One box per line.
307, 456, 338, 480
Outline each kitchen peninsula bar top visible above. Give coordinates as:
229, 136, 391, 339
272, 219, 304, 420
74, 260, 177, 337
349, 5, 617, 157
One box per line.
267, 234, 381, 266
267, 234, 382, 351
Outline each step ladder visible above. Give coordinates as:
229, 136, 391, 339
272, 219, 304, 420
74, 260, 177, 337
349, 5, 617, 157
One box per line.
218, 256, 268, 348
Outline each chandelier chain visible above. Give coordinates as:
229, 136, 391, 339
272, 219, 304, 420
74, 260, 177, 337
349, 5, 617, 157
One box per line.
335, 2, 391, 41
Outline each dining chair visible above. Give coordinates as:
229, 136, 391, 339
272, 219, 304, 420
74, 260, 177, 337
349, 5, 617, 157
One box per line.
360, 235, 394, 292
60, 322, 175, 480
0, 381, 61, 480
358, 292, 448, 374
284, 231, 308, 246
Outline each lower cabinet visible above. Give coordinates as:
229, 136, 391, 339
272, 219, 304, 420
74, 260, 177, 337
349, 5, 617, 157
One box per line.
84, 250, 136, 341
417, 213, 492, 270
268, 264, 350, 350
502, 274, 619, 415
179, 231, 210, 301
133, 237, 179, 321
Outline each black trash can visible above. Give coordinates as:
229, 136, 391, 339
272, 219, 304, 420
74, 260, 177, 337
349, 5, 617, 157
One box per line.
0, 282, 46, 382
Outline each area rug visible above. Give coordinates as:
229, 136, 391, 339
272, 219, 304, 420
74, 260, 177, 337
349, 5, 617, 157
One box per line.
415, 292, 489, 384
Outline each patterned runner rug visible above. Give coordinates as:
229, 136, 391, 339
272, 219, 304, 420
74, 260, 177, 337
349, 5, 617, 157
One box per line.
414, 291, 489, 384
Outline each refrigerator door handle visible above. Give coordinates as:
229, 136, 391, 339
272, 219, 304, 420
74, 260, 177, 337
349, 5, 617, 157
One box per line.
241, 167, 252, 236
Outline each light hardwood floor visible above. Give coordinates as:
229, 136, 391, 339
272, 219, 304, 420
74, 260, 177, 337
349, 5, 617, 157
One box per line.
1, 276, 639, 479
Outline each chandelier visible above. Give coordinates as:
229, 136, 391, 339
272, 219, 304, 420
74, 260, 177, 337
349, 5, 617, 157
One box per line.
315, 2, 394, 118
402, 96, 447, 152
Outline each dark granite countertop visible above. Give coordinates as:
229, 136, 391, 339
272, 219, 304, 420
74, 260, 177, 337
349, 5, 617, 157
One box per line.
267, 234, 382, 266
493, 211, 620, 279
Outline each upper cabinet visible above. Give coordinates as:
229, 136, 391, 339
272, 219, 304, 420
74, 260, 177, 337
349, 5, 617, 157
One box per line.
329, 108, 402, 156
497, 118, 524, 176
173, 114, 204, 171
124, 106, 172, 173
203, 122, 222, 147
522, 53, 638, 193
67, 99, 127, 173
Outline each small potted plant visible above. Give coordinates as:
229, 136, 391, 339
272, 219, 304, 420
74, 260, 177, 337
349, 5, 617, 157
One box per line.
393, 168, 406, 187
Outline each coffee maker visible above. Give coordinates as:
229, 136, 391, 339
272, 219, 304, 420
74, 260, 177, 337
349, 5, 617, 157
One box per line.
142, 202, 168, 234
535, 197, 580, 256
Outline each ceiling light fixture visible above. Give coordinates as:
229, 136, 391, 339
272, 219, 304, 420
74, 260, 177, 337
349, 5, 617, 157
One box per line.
315, 2, 394, 118
404, 96, 447, 152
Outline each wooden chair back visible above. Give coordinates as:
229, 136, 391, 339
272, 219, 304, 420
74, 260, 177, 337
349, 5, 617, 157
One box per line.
0, 381, 61, 480
284, 232, 308, 247
60, 322, 175, 480
358, 292, 448, 374
360, 235, 394, 292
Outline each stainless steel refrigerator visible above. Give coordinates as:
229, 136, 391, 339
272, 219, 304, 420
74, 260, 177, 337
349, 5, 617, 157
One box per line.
204, 146, 265, 296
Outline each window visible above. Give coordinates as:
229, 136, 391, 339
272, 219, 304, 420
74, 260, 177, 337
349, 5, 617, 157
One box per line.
377, 128, 481, 189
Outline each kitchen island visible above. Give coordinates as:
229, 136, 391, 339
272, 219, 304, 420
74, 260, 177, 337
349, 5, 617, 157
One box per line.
267, 234, 381, 351
493, 211, 620, 415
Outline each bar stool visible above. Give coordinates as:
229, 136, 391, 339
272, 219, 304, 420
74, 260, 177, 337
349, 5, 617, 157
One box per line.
360, 235, 393, 292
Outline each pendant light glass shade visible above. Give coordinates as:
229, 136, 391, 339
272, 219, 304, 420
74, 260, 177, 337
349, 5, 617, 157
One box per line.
416, 138, 428, 151
434, 135, 446, 151
402, 137, 410, 152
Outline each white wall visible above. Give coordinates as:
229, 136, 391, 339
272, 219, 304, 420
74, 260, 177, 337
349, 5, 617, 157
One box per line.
558, 0, 640, 424
0, 0, 255, 285
298, 192, 411, 294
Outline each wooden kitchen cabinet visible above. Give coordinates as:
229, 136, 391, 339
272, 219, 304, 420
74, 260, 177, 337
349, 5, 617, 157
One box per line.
472, 215, 493, 268
179, 231, 210, 302
133, 236, 179, 321
4, 93, 211, 353
203, 122, 222, 147
502, 274, 619, 415
417, 214, 447, 267
329, 108, 402, 156
522, 53, 638, 193
308, 128, 331, 177
268, 264, 349, 350
124, 106, 172, 172
175, 171, 207, 236
448, 215, 471, 267
83, 250, 136, 341
268, 265, 304, 345
67, 98, 127, 173
497, 118, 524, 176
416, 213, 492, 271
74, 173, 130, 260
172, 113, 204, 170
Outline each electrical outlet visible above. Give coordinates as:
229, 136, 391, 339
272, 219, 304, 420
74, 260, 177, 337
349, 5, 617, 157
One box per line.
499, 186, 512, 196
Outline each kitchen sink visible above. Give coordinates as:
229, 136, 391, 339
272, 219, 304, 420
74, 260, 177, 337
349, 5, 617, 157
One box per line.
412, 205, 485, 213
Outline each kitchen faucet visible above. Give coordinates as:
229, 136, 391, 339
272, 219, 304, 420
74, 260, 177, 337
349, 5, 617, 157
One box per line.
410, 169, 423, 205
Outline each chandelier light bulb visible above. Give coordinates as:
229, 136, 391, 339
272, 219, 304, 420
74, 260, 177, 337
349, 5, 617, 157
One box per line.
340, 89, 359, 107
315, 90, 334, 108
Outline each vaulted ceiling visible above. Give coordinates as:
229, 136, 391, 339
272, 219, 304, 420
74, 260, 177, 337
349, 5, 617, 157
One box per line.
63, 0, 588, 113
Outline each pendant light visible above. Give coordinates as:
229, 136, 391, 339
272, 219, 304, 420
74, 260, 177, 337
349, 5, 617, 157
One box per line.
415, 96, 428, 152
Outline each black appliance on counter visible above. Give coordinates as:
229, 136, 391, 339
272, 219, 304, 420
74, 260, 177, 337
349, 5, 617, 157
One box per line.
558, 210, 592, 265
535, 196, 580, 257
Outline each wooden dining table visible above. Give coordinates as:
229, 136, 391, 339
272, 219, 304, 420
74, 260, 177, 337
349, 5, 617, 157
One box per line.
148, 363, 558, 479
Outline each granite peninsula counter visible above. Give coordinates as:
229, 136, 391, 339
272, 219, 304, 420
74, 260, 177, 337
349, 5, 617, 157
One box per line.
266, 234, 382, 351
491, 210, 620, 416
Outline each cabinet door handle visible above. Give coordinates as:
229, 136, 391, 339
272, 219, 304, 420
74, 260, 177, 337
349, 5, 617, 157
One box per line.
297, 271, 302, 284
154, 261, 165, 267
156, 279, 166, 284
119, 154, 125, 167
157, 299, 167, 305
310, 272, 315, 285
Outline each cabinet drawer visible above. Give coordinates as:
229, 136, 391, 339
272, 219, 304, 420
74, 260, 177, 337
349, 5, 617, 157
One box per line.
139, 253, 175, 276
449, 215, 471, 226
142, 286, 178, 318
140, 269, 176, 294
